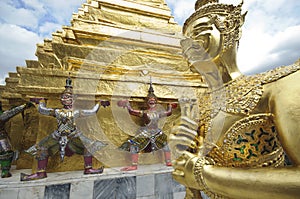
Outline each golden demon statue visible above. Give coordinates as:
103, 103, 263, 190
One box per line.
170, 0, 300, 198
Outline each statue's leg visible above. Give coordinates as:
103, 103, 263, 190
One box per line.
20, 151, 48, 181
162, 145, 172, 166
0, 133, 14, 178
83, 150, 104, 175
20, 135, 57, 181
121, 145, 139, 171
67, 137, 104, 175
0, 151, 14, 178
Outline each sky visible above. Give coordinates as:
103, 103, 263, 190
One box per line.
0, 0, 300, 85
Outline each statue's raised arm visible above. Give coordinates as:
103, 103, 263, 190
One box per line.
79, 100, 110, 117
170, 0, 300, 198
0, 102, 33, 122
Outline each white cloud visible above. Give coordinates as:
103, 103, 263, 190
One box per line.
238, 0, 300, 74
165, 0, 195, 25
0, 1, 41, 29
0, 0, 85, 84
0, 24, 41, 59
0, 23, 42, 80
259, 25, 300, 70
0, 75, 7, 85
22, 0, 45, 11
39, 22, 62, 36
42, 0, 85, 25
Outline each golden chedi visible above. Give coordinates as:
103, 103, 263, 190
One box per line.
170, 0, 300, 198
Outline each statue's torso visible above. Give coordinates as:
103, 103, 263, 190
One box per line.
55, 109, 78, 136
143, 110, 160, 131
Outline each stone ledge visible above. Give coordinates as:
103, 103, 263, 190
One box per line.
0, 164, 186, 199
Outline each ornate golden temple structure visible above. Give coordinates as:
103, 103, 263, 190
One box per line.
3, 0, 299, 197
1, 0, 205, 172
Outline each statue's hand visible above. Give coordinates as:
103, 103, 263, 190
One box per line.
30, 98, 45, 104
100, 100, 110, 108
172, 151, 200, 189
173, 151, 214, 191
169, 103, 178, 109
117, 100, 129, 108
169, 98, 200, 155
25, 102, 35, 108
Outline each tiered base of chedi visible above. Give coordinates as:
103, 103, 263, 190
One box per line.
1, 0, 206, 173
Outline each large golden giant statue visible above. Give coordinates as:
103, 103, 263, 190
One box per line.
170, 0, 300, 198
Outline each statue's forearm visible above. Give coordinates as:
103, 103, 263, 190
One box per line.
201, 165, 300, 199
80, 103, 100, 116
38, 102, 55, 116
128, 106, 142, 117
0, 104, 27, 122
160, 104, 172, 117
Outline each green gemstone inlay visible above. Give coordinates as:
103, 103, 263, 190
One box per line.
235, 145, 246, 154
236, 135, 248, 144
247, 149, 257, 159
233, 153, 243, 162
251, 140, 261, 151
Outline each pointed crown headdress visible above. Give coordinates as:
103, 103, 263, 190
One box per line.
183, 0, 247, 51
147, 77, 157, 100
62, 74, 73, 95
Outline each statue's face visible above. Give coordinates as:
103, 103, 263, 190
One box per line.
147, 97, 157, 109
61, 93, 74, 107
185, 16, 223, 60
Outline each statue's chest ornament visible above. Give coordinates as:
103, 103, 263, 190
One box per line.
211, 114, 284, 167
56, 109, 76, 134
220, 75, 263, 115
209, 63, 300, 117
147, 111, 159, 121
200, 63, 300, 135
57, 110, 74, 123
199, 64, 300, 167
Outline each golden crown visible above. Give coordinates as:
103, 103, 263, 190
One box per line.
62, 74, 73, 95
195, 0, 218, 10
147, 77, 157, 99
